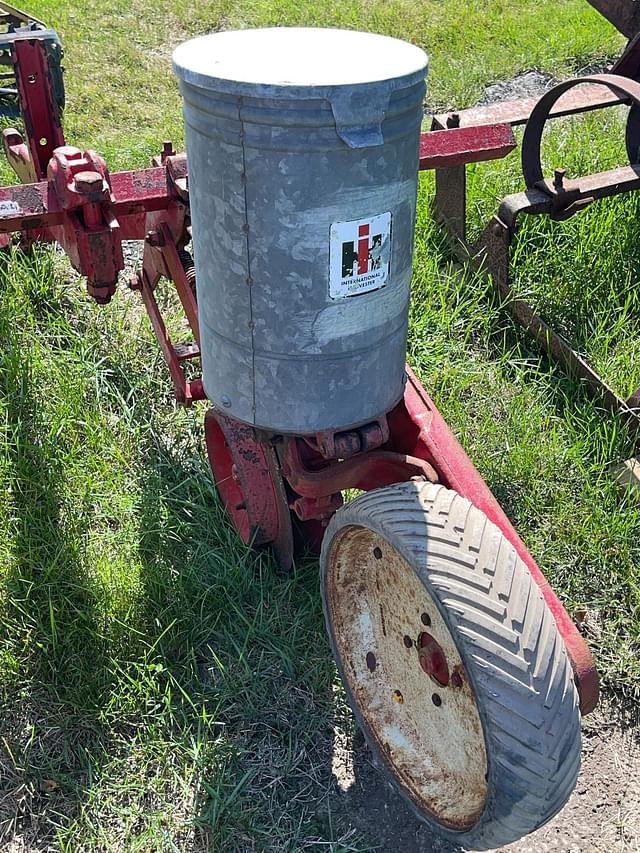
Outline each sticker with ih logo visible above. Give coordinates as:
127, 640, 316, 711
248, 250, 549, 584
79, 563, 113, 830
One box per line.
329, 212, 392, 299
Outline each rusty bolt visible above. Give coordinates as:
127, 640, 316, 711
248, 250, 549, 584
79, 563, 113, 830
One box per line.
553, 168, 567, 190
146, 229, 165, 248
128, 274, 142, 291
74, 170, 103, 194
161, 140, 176, 163
87, 280, 115, 305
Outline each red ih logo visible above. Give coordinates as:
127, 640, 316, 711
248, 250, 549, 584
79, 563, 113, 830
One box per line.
330, 212, 392, 299
341, 223, 384, 278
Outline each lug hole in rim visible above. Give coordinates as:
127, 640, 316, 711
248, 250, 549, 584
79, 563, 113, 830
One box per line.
373, 546, 383, 560
366, 651, 377, 672
421, 612, 431, 626
432, 693, 442, 707
403, 634, 413, 649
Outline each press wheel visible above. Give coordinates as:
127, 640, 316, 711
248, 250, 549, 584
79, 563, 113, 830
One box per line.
204, 409, 293, 567
320, 481, 581, 850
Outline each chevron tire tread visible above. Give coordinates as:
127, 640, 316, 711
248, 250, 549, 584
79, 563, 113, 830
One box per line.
320, 481, 581, 850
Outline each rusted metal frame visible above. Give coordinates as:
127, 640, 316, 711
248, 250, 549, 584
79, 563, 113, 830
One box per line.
432, 85, 630, 133
0, 150, 204, 401
587, 0, 640, 38
158, 221, 200, 346
0, 158, 180, 303
307, 416, 389, 460
0, 3, 46, 27
428, 77, 640, 251
0, 166, 173, 234
520, 75, 640, 190
497, 164, 640, 226
477, 216, 634, 416
280, 436, 438, 499
419, 124, 516, 170
419, 124, 516, 249
132, 268, 204, 406
13, 37, 64, 180
473, 166, 640, 422
385, 367, 599, 715
433, 165, 467, 246
611, 30, 640, 77
133, 201, 206, 406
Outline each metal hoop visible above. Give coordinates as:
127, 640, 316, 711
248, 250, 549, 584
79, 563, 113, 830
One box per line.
521, 73, 640, 189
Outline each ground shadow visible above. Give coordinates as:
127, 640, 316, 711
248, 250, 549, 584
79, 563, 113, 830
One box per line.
0, 362, 115, 845
327, 733, 467, 852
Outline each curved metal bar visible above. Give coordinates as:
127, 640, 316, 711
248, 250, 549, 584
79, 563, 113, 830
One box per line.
521, 74, 640, 189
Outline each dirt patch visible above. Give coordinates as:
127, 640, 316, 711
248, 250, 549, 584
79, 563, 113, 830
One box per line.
474, 62, 613, 108
478, 70, 556, 106
327, 694, 640, 852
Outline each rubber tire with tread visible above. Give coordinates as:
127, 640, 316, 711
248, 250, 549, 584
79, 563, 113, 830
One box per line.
320, 481, 581, 850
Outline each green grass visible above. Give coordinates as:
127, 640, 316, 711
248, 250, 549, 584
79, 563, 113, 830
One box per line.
1, 1, 639, 850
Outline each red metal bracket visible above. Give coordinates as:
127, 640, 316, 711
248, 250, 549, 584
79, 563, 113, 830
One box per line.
280, 435, 438, 499
13, 37, 64, 180
419, 124, 516, 170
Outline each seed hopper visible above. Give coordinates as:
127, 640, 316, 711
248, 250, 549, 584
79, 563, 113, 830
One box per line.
4, 4, 636, 848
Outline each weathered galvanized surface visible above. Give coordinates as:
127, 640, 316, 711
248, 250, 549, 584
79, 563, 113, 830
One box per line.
173, 29, 427, 433
324, 525, 488, 829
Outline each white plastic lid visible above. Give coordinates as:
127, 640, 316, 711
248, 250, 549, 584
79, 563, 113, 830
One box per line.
172, 28, 427, 94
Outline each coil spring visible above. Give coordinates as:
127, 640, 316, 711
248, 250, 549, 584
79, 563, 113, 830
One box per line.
178, 248, 196, 297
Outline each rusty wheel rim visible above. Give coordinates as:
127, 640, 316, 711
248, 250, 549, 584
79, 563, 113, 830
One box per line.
325, 526, 488, 831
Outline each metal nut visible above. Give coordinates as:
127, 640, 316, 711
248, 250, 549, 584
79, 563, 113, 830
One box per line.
146, 229, 165, 248
74, 170, 103, 194
553, 168, 567, 190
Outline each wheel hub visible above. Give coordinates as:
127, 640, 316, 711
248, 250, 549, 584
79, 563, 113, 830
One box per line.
417, 632, 450, 687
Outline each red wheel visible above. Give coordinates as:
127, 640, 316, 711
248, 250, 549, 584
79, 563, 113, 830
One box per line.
204, 409, 293, 566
